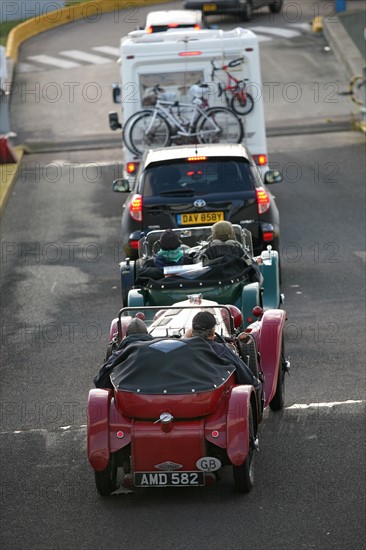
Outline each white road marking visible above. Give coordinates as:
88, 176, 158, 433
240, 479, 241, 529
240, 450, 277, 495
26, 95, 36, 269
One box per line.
27, 55, 80, 68
251, 26, 300, 38
353, 251, 366, 262
60, 50, 113, 64
93, 46, 120, 56
17, 62, 40, 72
289, 22, 313, 31
287, 400, 364, 410
254, 34, 272, 42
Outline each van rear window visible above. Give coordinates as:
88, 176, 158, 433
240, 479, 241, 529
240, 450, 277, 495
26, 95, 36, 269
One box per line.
141, 158, 255, 196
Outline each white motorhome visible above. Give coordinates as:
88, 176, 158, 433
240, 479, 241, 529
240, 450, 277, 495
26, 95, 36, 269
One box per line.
109, 27, 268, 181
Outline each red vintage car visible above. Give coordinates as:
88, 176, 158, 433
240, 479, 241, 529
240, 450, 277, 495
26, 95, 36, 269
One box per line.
87, 295, 288, 495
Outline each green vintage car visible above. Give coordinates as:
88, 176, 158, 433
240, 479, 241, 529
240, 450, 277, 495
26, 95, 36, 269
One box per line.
119, 225, 282, 329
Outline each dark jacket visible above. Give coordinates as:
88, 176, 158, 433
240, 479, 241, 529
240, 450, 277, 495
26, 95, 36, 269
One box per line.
94, 333, 153, 389
207, 339, 261, 390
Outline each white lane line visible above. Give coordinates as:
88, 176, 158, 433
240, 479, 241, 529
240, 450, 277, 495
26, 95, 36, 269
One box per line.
250, 26, 300, 38
60, 50, 113, 64
17, 62, 39, 72
254, 34, 272, 42
93, 46, 120, 56
27, 55, 80, 68
287, 399, 364, 410
354, 251, 366, 262
290, 22, 312, 31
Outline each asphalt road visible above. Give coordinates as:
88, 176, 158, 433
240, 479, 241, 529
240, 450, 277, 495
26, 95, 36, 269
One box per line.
1, 2, 365, 549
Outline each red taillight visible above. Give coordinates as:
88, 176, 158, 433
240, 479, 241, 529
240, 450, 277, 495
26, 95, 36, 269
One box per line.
256, 187, 271, 215
263, 231, 274, 242
168, 23, 179, 27
194, 25, 201, 30
130, 240, 140, 250
147, 26, 153, 34
126, 161, 139, 174
187, 156, 207, 161
252, 154, 267, 166
129, 194, 143, 222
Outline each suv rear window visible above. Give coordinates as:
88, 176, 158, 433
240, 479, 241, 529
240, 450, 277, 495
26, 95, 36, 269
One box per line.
141, 158, 256, 197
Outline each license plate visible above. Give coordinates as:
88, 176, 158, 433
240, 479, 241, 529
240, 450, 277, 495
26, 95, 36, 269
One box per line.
134, 471, 204, 487
177, 211, 224, 225
203, 3, 217, 11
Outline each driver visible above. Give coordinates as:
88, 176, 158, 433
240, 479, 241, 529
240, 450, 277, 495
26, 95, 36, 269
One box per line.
189, 311, 262, 397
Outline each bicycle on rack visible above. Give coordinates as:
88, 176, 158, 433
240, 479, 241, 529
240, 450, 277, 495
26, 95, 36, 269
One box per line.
123, 84, 244, 155
210, 58, 255, 116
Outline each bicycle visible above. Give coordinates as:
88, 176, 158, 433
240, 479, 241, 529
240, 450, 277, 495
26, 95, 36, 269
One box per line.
210, 58, 255, 116
123, 84, 244, 155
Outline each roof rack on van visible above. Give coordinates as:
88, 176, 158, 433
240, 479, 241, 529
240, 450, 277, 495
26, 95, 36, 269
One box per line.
125, 27, 253, 44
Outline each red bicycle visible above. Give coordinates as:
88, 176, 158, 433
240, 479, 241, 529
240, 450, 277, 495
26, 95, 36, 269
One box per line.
211, 57, 255, 116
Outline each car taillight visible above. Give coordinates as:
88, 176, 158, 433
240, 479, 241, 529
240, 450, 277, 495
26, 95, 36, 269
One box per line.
129, 240, 140, 250
194, 25, 201, 30
252, 154, 267, 166
126, 161, 139, 174
263, 231, 274, 241
256, 187, 271, 214
147, 26, 153, 33
129, 194, 143, 222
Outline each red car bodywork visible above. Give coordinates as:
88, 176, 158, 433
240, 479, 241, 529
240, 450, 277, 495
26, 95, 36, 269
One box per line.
87, 299, 287, 494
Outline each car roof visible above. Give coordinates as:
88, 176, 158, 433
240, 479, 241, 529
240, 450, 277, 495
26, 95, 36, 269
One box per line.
145, 10, 202, 27
142, 143, 251, 165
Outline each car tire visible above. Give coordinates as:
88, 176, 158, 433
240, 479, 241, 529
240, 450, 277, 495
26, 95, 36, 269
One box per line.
241, 1, 253, 22
94, 454, 118, 496
269, 337, 285, 411
233, 407, 255, 493
269, 0, 283, 13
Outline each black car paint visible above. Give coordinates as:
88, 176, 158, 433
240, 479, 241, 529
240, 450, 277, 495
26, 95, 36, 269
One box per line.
118, 154, 280, 260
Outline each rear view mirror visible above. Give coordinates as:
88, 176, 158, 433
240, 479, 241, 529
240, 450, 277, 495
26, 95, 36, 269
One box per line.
112, 83, 121, 103
113, 178, 129, 193
264, 170, 282, 184
109, 112, 121, 131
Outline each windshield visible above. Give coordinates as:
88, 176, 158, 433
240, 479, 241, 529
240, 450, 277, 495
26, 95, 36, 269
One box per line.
141, 157, 255, 197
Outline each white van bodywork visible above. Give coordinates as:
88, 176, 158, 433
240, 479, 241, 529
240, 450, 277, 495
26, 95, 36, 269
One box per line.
110, 27, 268, 180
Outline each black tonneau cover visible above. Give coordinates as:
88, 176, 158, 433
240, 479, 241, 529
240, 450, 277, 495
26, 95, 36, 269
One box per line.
136, 254, 259, 288
111, 337, 236, 394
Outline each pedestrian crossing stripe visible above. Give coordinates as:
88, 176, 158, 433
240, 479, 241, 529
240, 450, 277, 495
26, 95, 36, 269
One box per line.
21, 25, 311, 72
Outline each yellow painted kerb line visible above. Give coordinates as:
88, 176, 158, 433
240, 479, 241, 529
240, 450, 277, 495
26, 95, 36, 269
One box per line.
6, 0, 173, 61
0, 147, 24, 214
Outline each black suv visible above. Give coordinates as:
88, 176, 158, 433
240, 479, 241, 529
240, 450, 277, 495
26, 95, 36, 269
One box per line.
184, 0, 283, 23
113, 143, 282, 259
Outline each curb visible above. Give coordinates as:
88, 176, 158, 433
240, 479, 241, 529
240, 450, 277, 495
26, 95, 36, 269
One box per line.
0, 146, 24, 215
322, 15, 365, 81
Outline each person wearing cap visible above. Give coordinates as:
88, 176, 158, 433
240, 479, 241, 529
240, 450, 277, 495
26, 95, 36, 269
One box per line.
189, 311, 262, 398
94, 317, 153, 389
144, 229, 193, 270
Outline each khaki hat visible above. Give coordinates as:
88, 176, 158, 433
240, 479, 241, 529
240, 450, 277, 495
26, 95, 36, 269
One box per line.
211, 221, 236, 242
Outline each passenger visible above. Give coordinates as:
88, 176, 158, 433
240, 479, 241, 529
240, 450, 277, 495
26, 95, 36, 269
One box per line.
143, 229, 193, 270
196, 220, 248, 261
189, 311, 262, 400
94, 318, 153, 389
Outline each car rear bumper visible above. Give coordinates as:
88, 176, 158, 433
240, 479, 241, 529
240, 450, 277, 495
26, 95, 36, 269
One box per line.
184, 1, 244, 15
